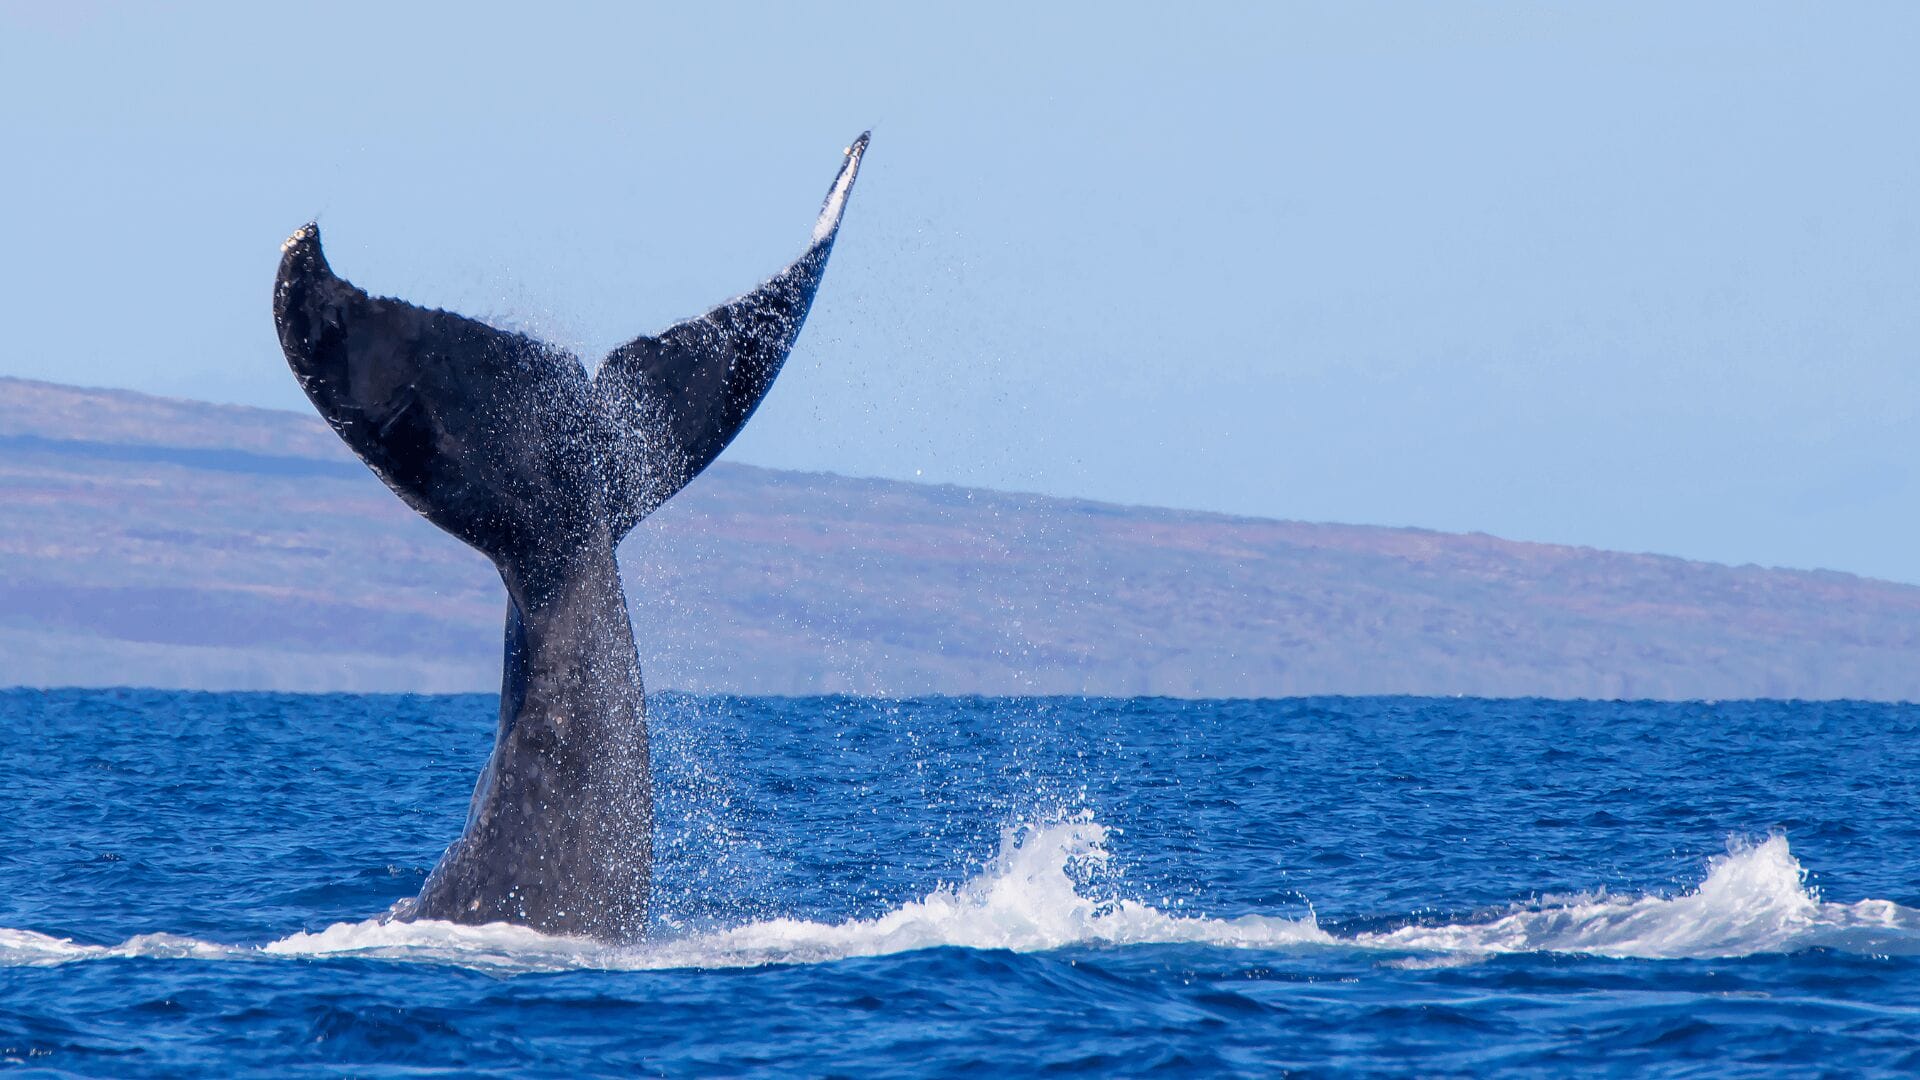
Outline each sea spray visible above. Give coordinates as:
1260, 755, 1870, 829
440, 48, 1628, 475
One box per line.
13, 828, 1920, 974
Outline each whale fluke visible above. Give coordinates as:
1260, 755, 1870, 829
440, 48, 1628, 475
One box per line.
272, 134, 868, 941
597, 131, 868, 534
274, 227, 601, 569
274, 129, 870, 559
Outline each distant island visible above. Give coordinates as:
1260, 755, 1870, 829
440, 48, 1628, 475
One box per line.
1, 376, 1915, 700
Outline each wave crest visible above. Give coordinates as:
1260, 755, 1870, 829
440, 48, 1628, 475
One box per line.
1363, 834, 1920, 959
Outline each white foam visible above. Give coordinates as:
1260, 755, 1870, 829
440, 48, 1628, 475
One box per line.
265, 916, 607, 972
629, 817, 1329, 970
7, 828, 1918, 973
0, 928, 240, 967
263, 816, 1327, 972
1360, 834, 1920, 960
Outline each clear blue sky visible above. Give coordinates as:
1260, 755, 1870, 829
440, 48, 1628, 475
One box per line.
3, 3, 1916, 582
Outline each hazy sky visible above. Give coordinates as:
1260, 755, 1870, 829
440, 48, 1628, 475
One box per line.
3, 2, 1916, 582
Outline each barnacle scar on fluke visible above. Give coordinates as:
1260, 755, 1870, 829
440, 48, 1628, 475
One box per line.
272, 133, 869, 942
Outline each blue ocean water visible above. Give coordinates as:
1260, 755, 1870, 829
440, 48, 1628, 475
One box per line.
4, 691, 1920, 1076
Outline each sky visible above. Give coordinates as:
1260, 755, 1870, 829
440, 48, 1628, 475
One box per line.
2, 2, 1916, 582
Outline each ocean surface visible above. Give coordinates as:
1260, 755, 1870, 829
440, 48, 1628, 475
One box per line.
4, 691, 1920, 1076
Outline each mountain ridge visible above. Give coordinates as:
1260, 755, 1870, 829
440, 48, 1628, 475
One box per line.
3, 376, 1915, 700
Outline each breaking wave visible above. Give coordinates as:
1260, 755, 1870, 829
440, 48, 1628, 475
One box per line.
4, 824, 1916, 973
1358, 833, 1920, 959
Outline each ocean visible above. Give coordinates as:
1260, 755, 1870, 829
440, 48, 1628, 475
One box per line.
4, 690, 1918, 1076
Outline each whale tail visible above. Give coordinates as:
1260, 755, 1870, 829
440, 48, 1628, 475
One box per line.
273, 134, 866, 941
272, 132, 868, 576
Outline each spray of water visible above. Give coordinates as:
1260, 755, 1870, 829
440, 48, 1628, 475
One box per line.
4, 826, 1917, 973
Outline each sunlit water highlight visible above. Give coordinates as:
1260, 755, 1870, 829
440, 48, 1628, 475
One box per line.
5, 691, 1920, 1074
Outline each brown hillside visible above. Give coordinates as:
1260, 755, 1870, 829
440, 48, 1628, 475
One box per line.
1, 377, 1915, 699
